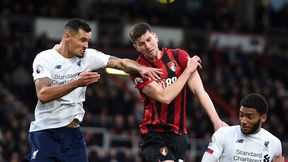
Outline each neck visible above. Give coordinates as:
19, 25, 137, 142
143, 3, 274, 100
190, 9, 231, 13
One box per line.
55, 41, 70, 58
145, 48, 162, 62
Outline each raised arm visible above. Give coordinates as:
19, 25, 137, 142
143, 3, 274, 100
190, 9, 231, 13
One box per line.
36, 71, 100, 104
106, 56, 162, 80
142, 56, 202, 104
187, 72, 228, 130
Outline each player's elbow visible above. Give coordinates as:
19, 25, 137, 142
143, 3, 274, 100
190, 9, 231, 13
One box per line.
157, 95, 172, 104
37, 92, 50, 104
38, 96, 49, 104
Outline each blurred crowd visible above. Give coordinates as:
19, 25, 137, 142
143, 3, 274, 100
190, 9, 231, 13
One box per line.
0, 0, 288, 161
2, 0, 288, 31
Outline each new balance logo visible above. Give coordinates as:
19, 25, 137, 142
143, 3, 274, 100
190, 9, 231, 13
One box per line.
55, 65, 62, 69
236, 139, 244, 143
31, 150, 39, 160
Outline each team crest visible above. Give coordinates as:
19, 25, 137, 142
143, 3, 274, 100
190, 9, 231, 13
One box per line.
159, 147, 168, 156
134, 77, 144, 85
263, 141, 269, 151
167, 61, 177, 72
35, 65, 44, 74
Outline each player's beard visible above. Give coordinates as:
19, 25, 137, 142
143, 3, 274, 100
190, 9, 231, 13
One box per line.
241, 119, 261, 134
76, 54, 84, 58
250, 119, 261, 134
76, 49, 85, 58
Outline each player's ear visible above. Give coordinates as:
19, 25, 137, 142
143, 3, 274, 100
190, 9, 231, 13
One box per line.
133, 44, 140, 52
261, 114, 267, 123
153, 32, 159, 42
64, 32, 70, 41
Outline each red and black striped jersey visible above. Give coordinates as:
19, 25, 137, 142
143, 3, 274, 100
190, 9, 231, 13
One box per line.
130, 48, 190, 135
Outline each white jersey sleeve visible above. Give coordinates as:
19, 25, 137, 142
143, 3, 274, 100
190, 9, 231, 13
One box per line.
32, 51, 52, 80
201, 127, 226, 161
84, 49, 110, 71
201, 151, 219, 162
272, 135, 282, 158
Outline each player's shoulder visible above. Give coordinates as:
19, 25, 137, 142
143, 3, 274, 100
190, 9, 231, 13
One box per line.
37, 48, 54, 56
85, 48, 98, 54
215, 125, 240, 135
136, 55, 149, 65
260, 128, 281, 144
164, 48, 187, 54
34, 48, 55, 61
85, 48, 110, 58
175, 48, 187, 53
210, 126, 239, 143
85, 48, 99, 56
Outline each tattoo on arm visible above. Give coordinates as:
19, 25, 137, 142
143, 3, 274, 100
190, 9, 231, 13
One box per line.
107, 56, 121, 69
35, 77, 52, 94
107, 56, 139, 74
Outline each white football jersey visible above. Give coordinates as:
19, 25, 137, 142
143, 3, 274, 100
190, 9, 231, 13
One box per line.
29, 46, 109, 132
202, 125, 282, 162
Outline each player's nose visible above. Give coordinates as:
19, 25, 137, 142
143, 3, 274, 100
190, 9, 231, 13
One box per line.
83, 42, 88, 48
144, 42, 151, 49
240, 117, 248, 124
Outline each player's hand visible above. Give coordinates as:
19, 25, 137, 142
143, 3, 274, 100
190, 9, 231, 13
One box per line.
186, 55, 202, 73
272, 155, 285, 162
76, 71, 100, 86
139, 67, 162, 81
213, 120, 229, 131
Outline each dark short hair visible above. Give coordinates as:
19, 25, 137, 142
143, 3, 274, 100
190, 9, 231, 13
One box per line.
240, 93, 268, 114
64, 18, 91, 34
128, 23, 152, 43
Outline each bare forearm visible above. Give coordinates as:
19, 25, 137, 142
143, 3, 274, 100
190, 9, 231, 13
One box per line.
36, 71, 100, 104
197, 91, 221, 124
160, 69, 192, 103
107, 56, 162, 80
37, 80, 78, 103
144, 68, 192, 104
107, 57, 139, 74
121, 58, 145, 74
144, 57, 202, 104
188, 73, 221, 124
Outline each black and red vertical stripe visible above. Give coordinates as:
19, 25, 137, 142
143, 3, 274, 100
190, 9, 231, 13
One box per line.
138, 48, 188, 135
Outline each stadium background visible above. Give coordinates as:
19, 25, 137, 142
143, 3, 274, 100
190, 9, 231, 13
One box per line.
0, 0, 287, 161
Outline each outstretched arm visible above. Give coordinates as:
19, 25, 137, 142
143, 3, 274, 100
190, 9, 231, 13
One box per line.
188, 72, 228, 130
36, 71, 100, 104
142, 56, 202, 104
106, 56, 162, 80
